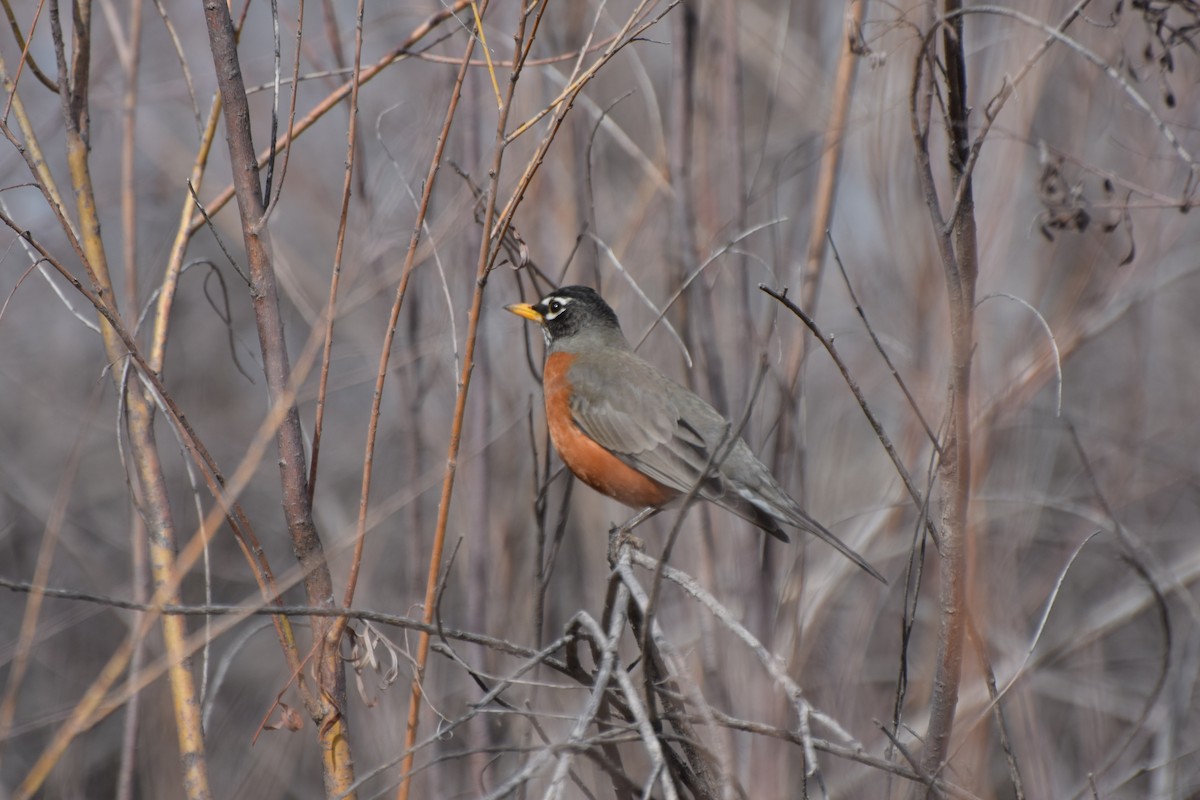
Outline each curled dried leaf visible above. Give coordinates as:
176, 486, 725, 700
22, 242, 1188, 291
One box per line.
262, 702, 304, 733
344, 622, 403, 707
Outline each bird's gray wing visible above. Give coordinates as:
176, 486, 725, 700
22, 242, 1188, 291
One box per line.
566, 352, 883, 577
565, 352, 720, 495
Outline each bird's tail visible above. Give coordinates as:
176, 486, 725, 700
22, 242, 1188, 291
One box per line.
744, 489, 886, 584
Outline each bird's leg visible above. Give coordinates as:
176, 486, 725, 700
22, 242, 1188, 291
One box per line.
612, 505, 661, 538
607, 506, 661, 563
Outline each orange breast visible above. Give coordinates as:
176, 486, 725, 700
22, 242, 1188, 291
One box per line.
543, 352, 677, 509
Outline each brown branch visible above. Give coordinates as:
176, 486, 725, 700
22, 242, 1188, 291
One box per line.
910, 2, 979, 789
799, 0, 865, 313
0, 383, 103, 747
624, 545, 865, 775
0, 576, 577, 659
396, 2, 515, 795
0, 0, 58, 93
199, 0, 353, 794
13, 286, 327, 798
118, 0, 144, 313
189, 0, 472, 237
965, 616, 1026, 800
258, 0, 305, 220
147, 94, 223, 372
759, 284, 939, 545
337, 0, 475, 624
148, 0, 256, 372
307, 0, 364, 507
770, 0, 868, 495
678, 710, 982, 799
0, 54, 80, 254
1, 207, 312, 709
42, 0, 215, 796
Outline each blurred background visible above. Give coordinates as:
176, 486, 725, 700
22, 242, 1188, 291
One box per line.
0, 0, 1197, 797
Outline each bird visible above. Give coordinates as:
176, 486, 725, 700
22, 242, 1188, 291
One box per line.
506, 285, 884, 583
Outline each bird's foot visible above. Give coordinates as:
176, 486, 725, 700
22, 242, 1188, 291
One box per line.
607, 506, 660, 564
607, 523, 644, 563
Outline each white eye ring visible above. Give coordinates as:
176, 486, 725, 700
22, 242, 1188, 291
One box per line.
543, 296, 570, 319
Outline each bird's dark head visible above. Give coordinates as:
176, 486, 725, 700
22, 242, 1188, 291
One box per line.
505, 285, 623, 346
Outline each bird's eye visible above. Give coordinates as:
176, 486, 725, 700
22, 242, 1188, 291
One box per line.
541, 295, 571, 320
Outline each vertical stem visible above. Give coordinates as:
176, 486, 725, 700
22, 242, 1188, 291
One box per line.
917, 0, 978, 787
397, 4, 524, 795
798, 0, 866, 313
368, 10, 483, 800
773, 0, 866, 526
668, 3, 699, 385
199, 0, 353, 793
49, 0, 213, 794
117, 5, 146, 788
127, 397, 212, 800
308, 0, 365, 504
120, 0, 144, 312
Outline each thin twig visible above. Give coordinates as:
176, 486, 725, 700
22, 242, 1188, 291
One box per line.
625, 545, 865, 773
829, 234, 943, 453
202, 0, 352, 789
306, 0, 364, 506
391, 5, 498, 797
760, 284, 939, 545
189, 1, 474, 236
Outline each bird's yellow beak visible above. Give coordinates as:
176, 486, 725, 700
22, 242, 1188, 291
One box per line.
505, 302, 544, 323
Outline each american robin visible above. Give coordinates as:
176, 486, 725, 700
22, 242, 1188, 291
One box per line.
506, 285, 884, 582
